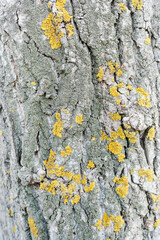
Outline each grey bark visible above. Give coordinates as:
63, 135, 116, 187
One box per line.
0, 0, 160, 239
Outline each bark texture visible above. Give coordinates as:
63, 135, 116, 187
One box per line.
0, 0, 160, 239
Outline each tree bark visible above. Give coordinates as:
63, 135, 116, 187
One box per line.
0, 0, 160, 239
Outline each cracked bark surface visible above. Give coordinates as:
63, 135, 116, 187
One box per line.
0, 0, 160, 239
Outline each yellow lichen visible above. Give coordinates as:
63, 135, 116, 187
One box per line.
0, 131, 3, 135
94, 219, 102, 230
130, 168, 135, 175
117, 82, 125, 88
109, 86, 120, 98
116, 69, 123, 77
87, 161, 95, 169
53, 112, 64, 138
60, 146, 72, 157
84, 182, 95, 192
136, 87, 151, 108
75, 114, 83, 125
62, 108, 69, 114
108, 61, 116, 74
151, 194, 160, 202
154, 219, 160, 227
97, 67, 104, 81
92, 136, 96, 141
124, 130, 137, 143
113, 176, 128, 198
81, 175, 87, 185
115, 62, 119, 68
118, 154, 125, 162
9, 208, 13, 217
103, 212, 111, 228
139, 169, 154, 182
31, 81, 37, 86
147, 127, 155, 141
108, 142, 123, 155
41, 1, 73, 50
132, 0, 143, 10
28, 218, 38, 238
116, 99, 121, 105
71, 194, 80, 204
66, 24, 74, 37
110, 215, 124, 232
12, 226, 16, 233
119, 3, 127, 11
145, 37, 151, 45
130, 148, 134, 151
109, 112, 121, 121
127, 84, 133, 90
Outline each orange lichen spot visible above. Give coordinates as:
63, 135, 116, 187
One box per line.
132, 0, 143, 10
116, 99, 121, 105
145, 37, 151, 45
87, 161, 95, 169
116, 69, 123, 77
75, 114, 83, 125
71, 194, 80, 204
72, 174, 81, 184
139, 169, 154, 182
94, 219, 102, 230
28, 218, 38, 238
108, 142, 123, 155
130, 168, 135, 175
97, 67, 104, 81
103, 213, 111, 228
119, 3, 127, 11
31, 81, 36, 86
154, 219, 160, 227
147, 127, 155, 141
61, 146, 72, 157
66, 24, 74, 37
136, 87, 151, 108
12, 226, 16, 233
109, 86, 120, 97
109, 112, 121, 121
92, 136, 96, 141
84, 182, 95, 192
110, 215, 124, 232
9, 208, 13, 217
151, 194, 160, 202
81, 175, 87, 185
113, 176, 128, 198
53, 112, 64, 138
118, 154, 125, 162
117, 83, 125, 88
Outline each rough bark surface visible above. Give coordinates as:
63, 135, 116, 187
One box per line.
0, 0, 160, 239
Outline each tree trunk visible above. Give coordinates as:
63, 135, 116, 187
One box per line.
0, 0, 160, 239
